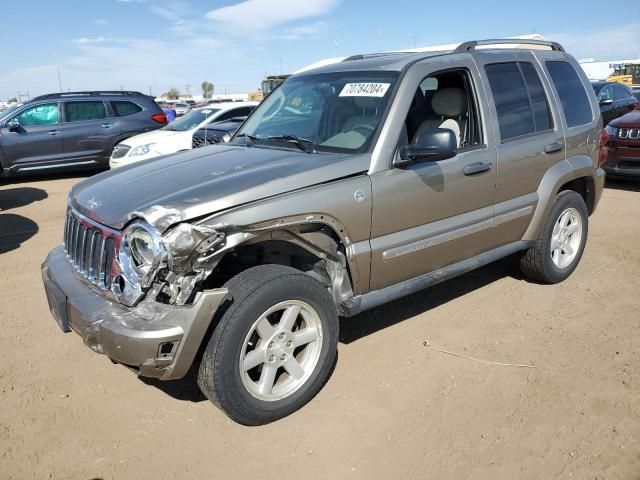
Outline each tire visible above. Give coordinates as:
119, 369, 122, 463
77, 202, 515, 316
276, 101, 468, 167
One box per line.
520, 190, 588, 284
197, 264, 338, 425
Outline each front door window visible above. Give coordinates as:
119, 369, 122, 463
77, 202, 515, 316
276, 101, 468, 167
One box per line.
14, 103, 59, 126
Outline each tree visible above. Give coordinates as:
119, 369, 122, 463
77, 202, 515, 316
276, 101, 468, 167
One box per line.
7, 97, 17, 103
167, 87, 180, 100
201, 81, 214, 99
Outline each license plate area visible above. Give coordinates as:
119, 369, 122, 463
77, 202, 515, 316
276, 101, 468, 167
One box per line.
45, 280, 71, 333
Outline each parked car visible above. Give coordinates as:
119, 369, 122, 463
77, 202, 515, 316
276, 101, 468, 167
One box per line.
42, 39, 605, 425
603, 109, 640, 178
632, 87, 640, 104
0, 91, 166, 177
173, 102, 191, 117
109, 102, 257, 168
591, 81, 638, 125
191, 116, 247, 149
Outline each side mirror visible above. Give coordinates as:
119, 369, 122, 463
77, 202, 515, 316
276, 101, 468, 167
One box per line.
599, 98, 613, 106
395, 128, 457, 168
7, 119, 21, 132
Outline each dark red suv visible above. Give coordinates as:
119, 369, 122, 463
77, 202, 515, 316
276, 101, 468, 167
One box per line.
604, 107, 640, 179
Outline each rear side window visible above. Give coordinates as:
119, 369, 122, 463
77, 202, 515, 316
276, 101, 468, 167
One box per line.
64, 101, 107, 122
485, 62, 552, 141
546, 61, 592, 127
111, 101, 142, 117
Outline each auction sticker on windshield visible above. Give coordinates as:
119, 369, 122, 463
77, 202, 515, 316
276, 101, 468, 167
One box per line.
339, 83, 390, 97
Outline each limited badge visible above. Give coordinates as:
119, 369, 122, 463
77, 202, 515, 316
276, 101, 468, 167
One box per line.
354, 190, 366, 203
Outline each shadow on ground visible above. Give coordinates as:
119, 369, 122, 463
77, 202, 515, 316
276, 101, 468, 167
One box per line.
140, 369, 206, 403
0, 214, 39, 254
0, 187, 46, 254
605, 178, 640, 192
0, 187, 48, 211
339, 257, 519, 344
0, 170, 96, 186
141, 257, 520, 403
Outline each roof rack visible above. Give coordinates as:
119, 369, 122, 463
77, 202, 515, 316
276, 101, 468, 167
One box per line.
454, 39, 564, 54
341, 51, 429, 62
30, 91, 147, 102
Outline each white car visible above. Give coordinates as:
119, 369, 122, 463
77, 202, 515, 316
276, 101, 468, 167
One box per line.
173, 102, 191, 117
109, 102, 257, 168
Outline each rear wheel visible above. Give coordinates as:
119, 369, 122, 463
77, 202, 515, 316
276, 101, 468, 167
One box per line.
520, 190, 588, 284
197, 264, 338, 425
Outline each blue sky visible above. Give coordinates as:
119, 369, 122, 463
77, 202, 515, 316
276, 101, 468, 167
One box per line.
0, 0, 639, 100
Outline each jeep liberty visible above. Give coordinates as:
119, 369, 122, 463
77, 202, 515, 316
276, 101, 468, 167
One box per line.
42, 39, 606, 425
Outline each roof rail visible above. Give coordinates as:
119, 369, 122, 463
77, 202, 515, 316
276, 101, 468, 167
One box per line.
341, 51, 427, 62
454, 39, 565, 54
30, 91, 147, 102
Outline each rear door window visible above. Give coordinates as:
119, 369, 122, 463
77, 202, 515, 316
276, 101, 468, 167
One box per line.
485, 62, 553, 141
111, 101, 142, 117
519, 62, 552, 132
64, 101, 107, 122
546, 61, 592, 127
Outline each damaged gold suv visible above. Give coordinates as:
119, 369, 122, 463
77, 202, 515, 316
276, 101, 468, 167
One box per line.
42, 39, 606, 425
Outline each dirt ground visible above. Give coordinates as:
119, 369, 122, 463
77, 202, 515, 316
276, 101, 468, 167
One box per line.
1, 174, 639, 480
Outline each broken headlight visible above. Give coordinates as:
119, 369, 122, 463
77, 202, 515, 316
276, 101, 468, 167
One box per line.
113, 220, 170, 306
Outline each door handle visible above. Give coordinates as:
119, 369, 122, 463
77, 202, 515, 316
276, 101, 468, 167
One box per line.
101, 124, 112, 129
544, 141, 565, 154
48, 130, 59, 136
463, 162, 492, 176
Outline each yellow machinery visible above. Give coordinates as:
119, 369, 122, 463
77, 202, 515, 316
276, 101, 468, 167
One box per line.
607, 63, 640, 86
248, 75, 289, 101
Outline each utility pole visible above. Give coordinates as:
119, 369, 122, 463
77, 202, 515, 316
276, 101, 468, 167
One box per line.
57, 67, 63, 93
185, 84, 192, 97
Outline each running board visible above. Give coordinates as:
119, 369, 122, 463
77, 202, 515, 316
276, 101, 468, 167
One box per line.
340, 240, 531, 317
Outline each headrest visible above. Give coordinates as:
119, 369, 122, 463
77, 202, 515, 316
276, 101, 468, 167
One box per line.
354, 96, 379, 110
432, 88, 467, 117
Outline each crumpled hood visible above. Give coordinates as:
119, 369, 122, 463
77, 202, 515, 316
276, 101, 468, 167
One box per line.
71, 144, 370, 231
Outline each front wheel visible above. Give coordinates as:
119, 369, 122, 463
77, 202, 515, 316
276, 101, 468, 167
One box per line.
519, 190, 589, 284
197, 264, 338, 425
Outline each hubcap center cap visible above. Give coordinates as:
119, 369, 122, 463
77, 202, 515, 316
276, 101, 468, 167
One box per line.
267, 332, 294, 364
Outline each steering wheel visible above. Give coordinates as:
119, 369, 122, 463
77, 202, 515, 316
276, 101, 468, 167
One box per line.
350, 124, 375, 136
262, 94, 285, 121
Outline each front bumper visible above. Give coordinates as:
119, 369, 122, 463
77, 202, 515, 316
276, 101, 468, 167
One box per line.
604, 144, 640, 178
41, 246, 227, 380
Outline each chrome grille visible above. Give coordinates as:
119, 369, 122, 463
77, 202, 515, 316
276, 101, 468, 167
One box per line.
111, 144, 131, 159
64, 209, 117, 290
619, 128, 640, 140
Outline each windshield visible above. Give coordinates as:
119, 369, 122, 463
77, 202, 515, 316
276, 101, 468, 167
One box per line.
236, 71, 399, 153
591, 83, 604, 95
163, 108, 220, 131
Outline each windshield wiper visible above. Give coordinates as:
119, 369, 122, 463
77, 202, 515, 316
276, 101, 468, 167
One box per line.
265, 135, 316, 153
235, 133, 259, 147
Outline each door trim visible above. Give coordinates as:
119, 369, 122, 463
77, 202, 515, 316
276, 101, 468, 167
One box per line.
382, 218, 494, 261
381, 205, 533, 262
